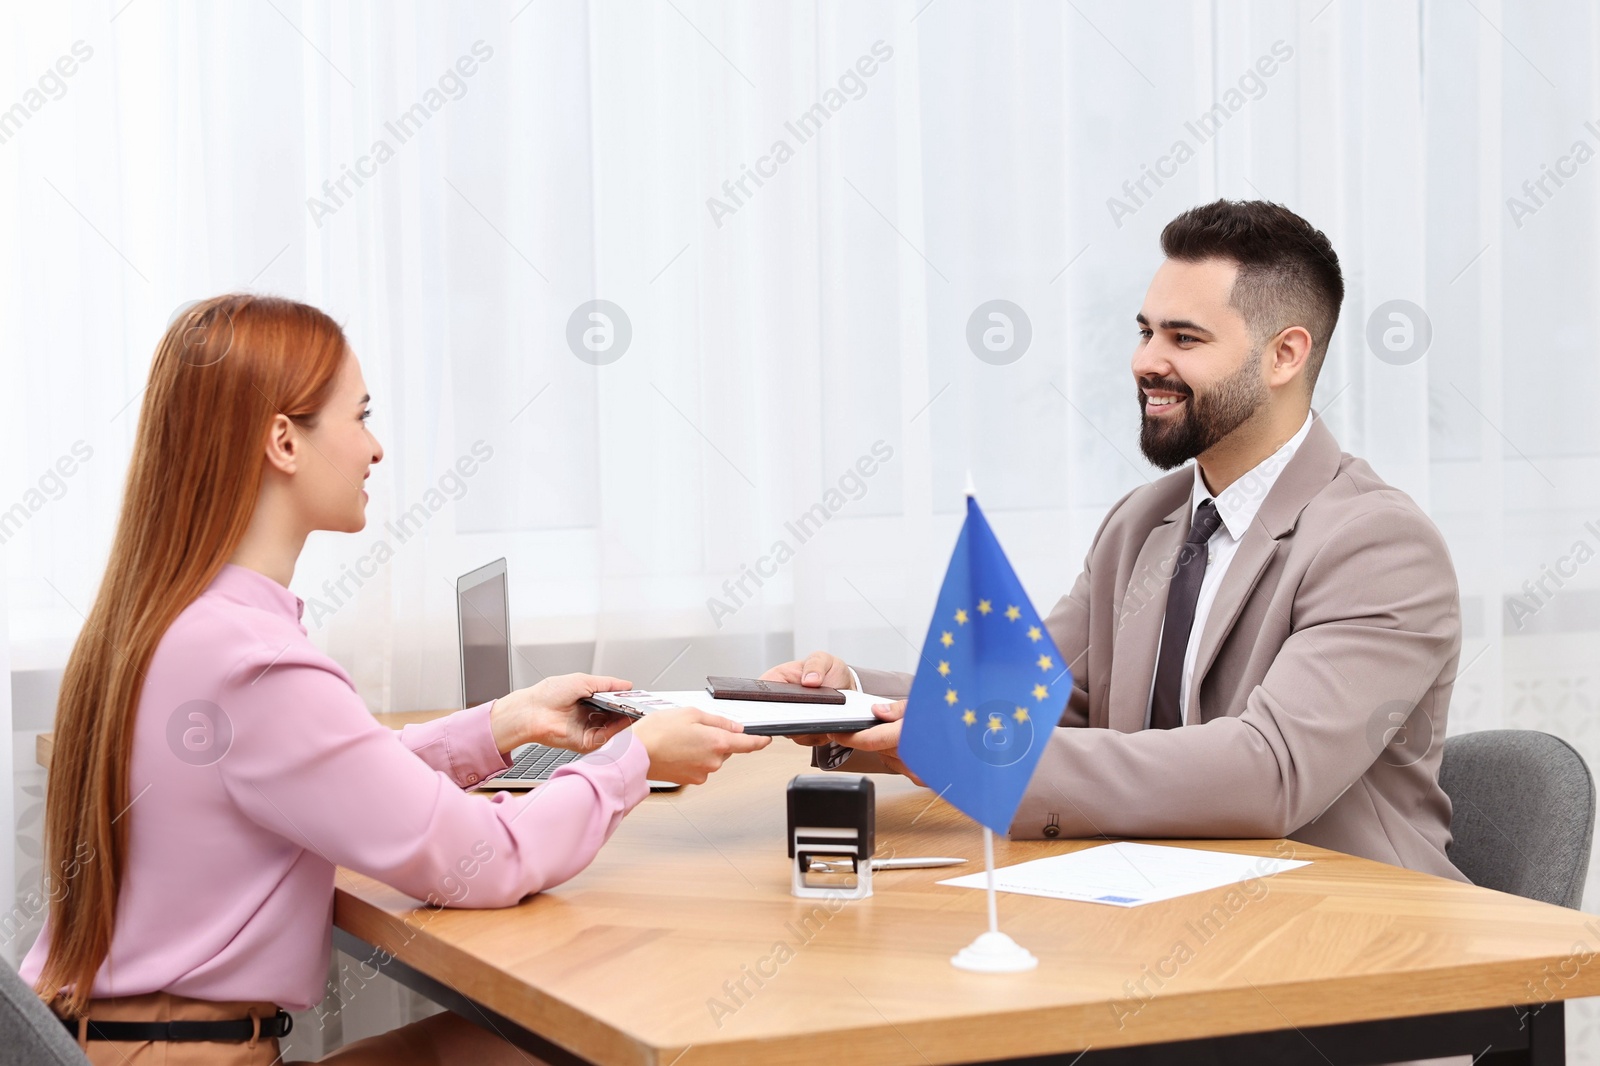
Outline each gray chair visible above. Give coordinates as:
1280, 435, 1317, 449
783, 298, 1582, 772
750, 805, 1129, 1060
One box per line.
0, 960, 88, 1065
1439, 729, 1596, 909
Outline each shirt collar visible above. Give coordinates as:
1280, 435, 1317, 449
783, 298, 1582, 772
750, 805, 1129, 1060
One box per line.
1190, 412, 1315, 540
206, 563, 307, 624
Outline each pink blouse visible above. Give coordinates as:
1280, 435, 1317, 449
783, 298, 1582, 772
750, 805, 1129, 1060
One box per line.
21, 563, 649, 1009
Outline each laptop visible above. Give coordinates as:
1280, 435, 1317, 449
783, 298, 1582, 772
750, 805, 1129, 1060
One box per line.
456, 558, 582, 789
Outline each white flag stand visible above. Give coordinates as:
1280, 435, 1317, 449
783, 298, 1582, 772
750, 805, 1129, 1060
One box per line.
950, 827, 1038, 972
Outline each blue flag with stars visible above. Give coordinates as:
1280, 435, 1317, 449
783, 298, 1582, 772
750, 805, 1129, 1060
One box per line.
899, 496, 1070, 835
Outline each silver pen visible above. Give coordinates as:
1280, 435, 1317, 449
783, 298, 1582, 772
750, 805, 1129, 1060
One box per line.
872, 856, 967, 871
807, 857, 968, 873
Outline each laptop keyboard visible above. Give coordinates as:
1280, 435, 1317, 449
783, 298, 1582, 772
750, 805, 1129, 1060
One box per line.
501, 743, 583, 781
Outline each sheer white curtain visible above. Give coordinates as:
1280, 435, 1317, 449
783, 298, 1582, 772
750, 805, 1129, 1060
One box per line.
4, 0, 1599, 1055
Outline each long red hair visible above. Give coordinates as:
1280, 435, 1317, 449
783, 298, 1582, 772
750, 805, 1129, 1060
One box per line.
37, 294, 349, 1013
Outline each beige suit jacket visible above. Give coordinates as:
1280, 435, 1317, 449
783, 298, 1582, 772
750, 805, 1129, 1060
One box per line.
848, 417, 1467, 881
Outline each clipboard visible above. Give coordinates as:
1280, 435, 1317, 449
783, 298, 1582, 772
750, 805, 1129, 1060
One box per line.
580, 688, 889, 736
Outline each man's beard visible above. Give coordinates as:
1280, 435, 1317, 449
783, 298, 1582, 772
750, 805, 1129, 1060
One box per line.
1137, 354, 1267, 470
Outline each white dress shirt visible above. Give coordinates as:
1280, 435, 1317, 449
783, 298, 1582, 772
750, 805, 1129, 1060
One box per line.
1143, 412, 1315, 728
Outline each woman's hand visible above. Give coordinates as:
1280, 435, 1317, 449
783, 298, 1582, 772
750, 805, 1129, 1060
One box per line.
488, 673, 636, 754
630, 707, 771, 784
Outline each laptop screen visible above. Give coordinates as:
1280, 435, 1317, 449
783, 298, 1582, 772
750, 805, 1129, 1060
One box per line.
457, 559, 512, 707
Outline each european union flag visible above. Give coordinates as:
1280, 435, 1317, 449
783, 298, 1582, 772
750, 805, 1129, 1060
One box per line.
899, 496, 1070, 835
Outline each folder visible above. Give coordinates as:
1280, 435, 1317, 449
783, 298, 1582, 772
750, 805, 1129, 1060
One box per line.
581, 688, 890, 736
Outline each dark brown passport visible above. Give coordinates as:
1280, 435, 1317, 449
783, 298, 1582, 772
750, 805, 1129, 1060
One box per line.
705, 676, 847, 704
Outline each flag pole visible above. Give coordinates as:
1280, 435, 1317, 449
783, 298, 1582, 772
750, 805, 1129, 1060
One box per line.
984, 827, 999, 934
951, 824, 1038, 972
971, 476, 1002, 940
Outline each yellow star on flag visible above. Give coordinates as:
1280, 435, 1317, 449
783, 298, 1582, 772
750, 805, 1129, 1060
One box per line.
1027, 625, 1043, 642
1037, 654, 1054, 671
1033, 683, 1049, 701
941, 631, 954, 648
954, 608, 969, 625
1005, 605, 1021, 622
961, 709, 976, 726
937, 660, 951, 677
945, 689, 959, 705
987, 715, 1004, 733
1014, 706, 1029, 723
977, 600, 993, 615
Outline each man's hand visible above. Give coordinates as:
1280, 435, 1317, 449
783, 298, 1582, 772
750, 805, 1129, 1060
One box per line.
760, 649, 854, 690
821, 699, 923, 785
760, 653, 922, 783
761, 650, 855, 748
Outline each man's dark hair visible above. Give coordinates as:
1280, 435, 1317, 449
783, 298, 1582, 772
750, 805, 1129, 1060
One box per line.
1160, 199, 1344, 392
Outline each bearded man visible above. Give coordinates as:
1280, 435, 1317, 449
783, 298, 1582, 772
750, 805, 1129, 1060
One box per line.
764, 199, 1466, 882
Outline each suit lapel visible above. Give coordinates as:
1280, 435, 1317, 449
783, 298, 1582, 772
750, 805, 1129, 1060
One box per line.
1108, 496, 1189, 733
1183, 414, 1345, 720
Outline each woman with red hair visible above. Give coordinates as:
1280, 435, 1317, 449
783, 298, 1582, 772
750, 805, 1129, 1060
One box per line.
23, 295, 766, 1063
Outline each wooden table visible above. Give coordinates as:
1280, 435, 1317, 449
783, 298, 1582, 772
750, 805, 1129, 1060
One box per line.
40, 723, 1598, 1064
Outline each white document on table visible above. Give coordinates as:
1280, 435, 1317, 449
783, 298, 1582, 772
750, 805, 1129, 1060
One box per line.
938, 842, 1309, 907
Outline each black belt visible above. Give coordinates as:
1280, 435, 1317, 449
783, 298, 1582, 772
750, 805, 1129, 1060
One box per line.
62, 1009, 293, 1042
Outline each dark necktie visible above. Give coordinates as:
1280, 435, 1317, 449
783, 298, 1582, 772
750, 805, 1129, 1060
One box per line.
1149, 498, 1224, 730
